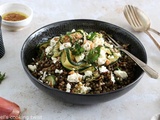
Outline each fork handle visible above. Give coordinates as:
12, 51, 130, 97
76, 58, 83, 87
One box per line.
149, 28, 160, 36
120, 49, 159, 79
145, 30, 160, 50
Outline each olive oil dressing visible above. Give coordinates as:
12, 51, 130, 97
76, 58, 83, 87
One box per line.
2, 12, 28, 21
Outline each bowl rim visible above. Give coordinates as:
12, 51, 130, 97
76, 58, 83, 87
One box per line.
21, 19, 147, 96
0, 2, 33, 24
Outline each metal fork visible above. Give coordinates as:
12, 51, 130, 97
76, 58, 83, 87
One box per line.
106, 34, 159, 79
124, 5, 160, 50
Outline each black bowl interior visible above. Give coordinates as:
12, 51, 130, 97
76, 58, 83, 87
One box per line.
21, 19, 147, 104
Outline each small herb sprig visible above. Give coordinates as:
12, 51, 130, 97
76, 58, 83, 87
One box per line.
86, 46, 101, 64
0, 72, 6, 84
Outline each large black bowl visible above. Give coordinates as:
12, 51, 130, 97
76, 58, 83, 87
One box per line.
21, 19, 147, 104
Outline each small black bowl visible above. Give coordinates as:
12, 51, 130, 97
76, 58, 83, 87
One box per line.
21, 19, 147, 105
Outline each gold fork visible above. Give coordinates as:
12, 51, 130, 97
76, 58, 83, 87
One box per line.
123, 5, 160, 50
105, 34, 159, 79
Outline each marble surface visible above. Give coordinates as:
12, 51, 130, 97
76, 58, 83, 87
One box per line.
0, 0, 160, 120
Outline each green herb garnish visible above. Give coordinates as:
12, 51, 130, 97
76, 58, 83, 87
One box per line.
87, 32, 97, 40
0, 72, 6, 84
72, 43, 85, 56
86, 46, 101, 64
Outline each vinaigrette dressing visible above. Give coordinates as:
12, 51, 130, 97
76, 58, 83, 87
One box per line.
2, 11, 28, 21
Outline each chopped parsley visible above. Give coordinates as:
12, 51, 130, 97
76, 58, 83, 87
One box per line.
86, 46, 101, 64
0, 72, 6, 84
71, 43, 85, 56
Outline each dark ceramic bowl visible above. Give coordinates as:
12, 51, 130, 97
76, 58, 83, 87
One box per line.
21, 19, 147, 105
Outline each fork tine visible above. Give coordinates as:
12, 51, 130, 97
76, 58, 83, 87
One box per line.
124, 6, 131, 25
129, 5, 142, 26
124, 6, 134, 26
124, 5, 141, 27
106, 34, 120, 47
124, 5, 137, 27
127, 5, 140, 27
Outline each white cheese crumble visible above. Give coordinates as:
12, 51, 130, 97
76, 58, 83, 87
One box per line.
67, 73, 83, 82
111, 72, 115, 83
28, 65, 37, 72
93, 37, 105, 47
50, 37, 58, 46
98, 56, 107, 65
114, 70, 128, 79
83, 70, 92, 78
71, 29, 76, 32
55, 69, 63, 74
51, 57, 58, 63
104, 42, 113, 49
39, 71, 43, 74
41, 71, 47, 80
78, 82, 91, 94
99, 66, 108, 73
98, 47, 107, 65
66, 83, 71, 92
82, 41, 92, 51
114, 52, 121, 58
75, 53, 85, 62
45, 46, 53, 55
108, 55, 115, 60
59, 42, 72, 50
108, 55, 118, 63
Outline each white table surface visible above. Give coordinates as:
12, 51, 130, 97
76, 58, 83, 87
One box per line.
0, 0, 160, 120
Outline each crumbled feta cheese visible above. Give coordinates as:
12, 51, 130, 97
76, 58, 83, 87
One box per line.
67, 73, 83, 82
82, 41, 92, 51
104, 42, 113, 49
80, 85, 91, 94
114, 70, 128, 79
50, 37, 58, 46
78, 82, 91, 94
98, 47, 107, 65
93, 37, 105, 47
66, 83, 71, 92
98, 56, 107, 65
111, 72, 115, 83
51, 57, 58, 63
114, 52, 121, 58
100, 47, 106, 56
101, 47, 111, 54
39, 71, 43, 74
59, 42, 72, 50
99, 66, 108, 73
45, 46, 53, 55
41, 71, 47, 80
55, 69, 63, 74
71, 29, 76, 32
28, 65, 37, 72
75, 53, 85, 62
83, 70, 92, 78
108, 55, 115, 60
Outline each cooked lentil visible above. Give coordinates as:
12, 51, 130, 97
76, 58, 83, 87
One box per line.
28, 29, 137, 94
